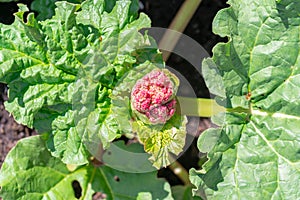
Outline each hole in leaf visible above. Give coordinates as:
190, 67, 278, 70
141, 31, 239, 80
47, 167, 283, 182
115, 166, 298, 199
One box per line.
114, 176, 120, 182
72, 180, 82, 199
23, 11, 31, 23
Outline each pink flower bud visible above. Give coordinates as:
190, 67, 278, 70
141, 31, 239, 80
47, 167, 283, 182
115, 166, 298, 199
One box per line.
131, 69, 178, 124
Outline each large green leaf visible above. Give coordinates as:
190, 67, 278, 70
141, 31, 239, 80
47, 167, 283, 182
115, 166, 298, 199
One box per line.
102, 140, 156, 173
0, 0, 156, 165
0, 0, 186, 169
191, 0, 300, 199
0, 136, 173, 200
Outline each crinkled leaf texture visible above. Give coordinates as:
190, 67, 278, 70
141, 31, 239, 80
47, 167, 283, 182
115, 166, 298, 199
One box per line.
132, 114, 187, 169
0, 0, 187, 169
191, 0, 300, 199
113, 61, 186, 168
0, 136, 173, 200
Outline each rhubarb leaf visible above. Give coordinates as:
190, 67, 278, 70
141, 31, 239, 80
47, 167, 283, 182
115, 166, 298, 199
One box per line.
191, 0, 300, 199
0, 0, 157, 165
0, 0, 186, 169
0, 136, 174, 200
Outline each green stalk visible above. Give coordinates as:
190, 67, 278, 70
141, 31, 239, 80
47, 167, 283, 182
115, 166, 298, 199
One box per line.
159, 0, 203, 61
177, 96, 225, 117
157, 0, 221, 187
168, 155, 192, 186
167, 97, 224, 186
169, 97, 224, 185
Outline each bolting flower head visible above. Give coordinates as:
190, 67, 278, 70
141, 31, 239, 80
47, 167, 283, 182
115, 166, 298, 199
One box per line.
131, 69, 179, 124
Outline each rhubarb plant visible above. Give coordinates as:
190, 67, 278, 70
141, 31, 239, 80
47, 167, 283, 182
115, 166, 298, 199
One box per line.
1, 0, 299, 199
0, 0, 187, 198
191, 0, 300, 199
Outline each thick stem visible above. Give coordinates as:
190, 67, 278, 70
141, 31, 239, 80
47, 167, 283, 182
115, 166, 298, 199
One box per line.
157, 0, 221, 187
158, 0, 203, 61
177, 96, 225, 117
168, 159, 192, 186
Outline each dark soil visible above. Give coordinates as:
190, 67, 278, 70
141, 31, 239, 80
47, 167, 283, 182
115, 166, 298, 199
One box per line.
0, 85, 36, 166
0, 0, 227, 192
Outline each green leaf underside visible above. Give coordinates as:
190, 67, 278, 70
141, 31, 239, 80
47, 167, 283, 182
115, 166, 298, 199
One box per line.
102, 140, 156, 173
0, 0, 186, 170
0, 136, 173, 200
193, 0, 300, 199
171, 185, 202, 200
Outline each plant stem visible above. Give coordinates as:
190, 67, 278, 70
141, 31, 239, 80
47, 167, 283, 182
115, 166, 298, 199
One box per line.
157, 0, 219, 187
168, 158, 192, 186
177, 96, 225, 117
158, 0, 203, 61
